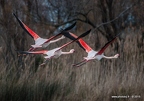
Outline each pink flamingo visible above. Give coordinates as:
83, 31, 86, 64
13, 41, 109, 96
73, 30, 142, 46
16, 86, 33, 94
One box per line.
13, 13, 76, 51
62, 32, 119, 67
17, 29, 91, 66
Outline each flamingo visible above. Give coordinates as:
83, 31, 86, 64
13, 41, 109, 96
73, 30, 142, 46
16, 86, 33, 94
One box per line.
17, 29, 91, 66
62, 32, 120, 67
13, 13, 76, 51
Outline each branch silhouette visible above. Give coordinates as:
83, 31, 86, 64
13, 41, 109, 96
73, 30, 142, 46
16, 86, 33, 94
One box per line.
91, 3, 137, 34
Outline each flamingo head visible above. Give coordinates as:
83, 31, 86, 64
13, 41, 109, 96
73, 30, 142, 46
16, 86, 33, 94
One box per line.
113, 54, 119, 58
70, 49, 75, 53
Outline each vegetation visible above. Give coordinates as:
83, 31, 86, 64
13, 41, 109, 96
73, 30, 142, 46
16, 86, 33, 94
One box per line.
0, 0, 144, 101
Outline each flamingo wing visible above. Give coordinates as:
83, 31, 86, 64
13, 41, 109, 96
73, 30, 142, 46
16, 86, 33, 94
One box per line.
62, 22, 76, 31
59, 29, 91, 50
13, 13, 40, 40
96, 35, 119, 55
44, 22, 76, 43
62, 31, 92, 53
17, 50, 48, 54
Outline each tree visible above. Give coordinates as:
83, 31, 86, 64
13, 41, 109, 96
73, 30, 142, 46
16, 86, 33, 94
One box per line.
0, 0, 142, 68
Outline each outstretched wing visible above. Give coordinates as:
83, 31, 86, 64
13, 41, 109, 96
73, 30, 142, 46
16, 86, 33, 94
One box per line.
13, 13, 40, 40
59, 29, 91, 50
62, 31, 92, 53
44, 22, 76, 43
17, 50, 48, 54
62, 22, 76, 31
96, 35, 119, 55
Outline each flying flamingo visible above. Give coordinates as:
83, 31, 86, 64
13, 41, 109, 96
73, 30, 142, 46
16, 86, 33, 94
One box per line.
13, 13, 76, 51
62, 32, 120, 67
17, 29, 91, 66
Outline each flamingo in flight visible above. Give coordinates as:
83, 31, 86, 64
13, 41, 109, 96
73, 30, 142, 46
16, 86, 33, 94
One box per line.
13, 13, 76, 51
62, 32, 120, 67
17, 29, 91, 66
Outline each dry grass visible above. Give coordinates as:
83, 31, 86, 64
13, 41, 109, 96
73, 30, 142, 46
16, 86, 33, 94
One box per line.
0, 28, 144, 101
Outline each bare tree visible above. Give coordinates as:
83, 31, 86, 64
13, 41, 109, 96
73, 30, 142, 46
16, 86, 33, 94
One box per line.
0, 0, 143, 68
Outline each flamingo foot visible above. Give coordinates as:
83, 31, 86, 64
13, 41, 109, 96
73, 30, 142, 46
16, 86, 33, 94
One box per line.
39, 63, 46, 66
18, 54, 27, 57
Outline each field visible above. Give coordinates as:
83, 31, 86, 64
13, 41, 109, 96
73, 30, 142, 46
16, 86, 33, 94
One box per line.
0, 28, 144, 101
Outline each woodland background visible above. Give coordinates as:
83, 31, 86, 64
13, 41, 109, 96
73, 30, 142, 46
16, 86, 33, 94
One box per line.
0, 0, 144, 101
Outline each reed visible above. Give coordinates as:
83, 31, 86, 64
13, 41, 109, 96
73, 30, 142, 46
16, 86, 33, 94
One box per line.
0, 28, 144, 101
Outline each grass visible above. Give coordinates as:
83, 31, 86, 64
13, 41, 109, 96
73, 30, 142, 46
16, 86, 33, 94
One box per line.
0, 28, 144, 101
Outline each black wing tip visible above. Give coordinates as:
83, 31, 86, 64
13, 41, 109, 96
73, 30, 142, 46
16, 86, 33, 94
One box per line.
116, 32, 122, 37
16, 50, 29, 54
12, 13, 16, 16
83, 29, 91, 35
87, 29, 91, 33
69, 22, 77, 27
70, 22, 76, 26
72, 22, 76, 26
78, 29, 91, 39
13, 13, 21, 22
13, 13, 18, 18
63, 22, 77, 31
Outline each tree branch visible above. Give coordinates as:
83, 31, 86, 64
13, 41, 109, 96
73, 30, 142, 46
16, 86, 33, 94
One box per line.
34, 0, 42, 21
91, 2, 137, 34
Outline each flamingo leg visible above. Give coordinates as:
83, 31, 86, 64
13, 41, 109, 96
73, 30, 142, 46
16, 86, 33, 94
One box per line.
39, 59, 49, 66
73, 59, 88, 67
75, 61, 88, 67
28, 47, 35, 51
30, 48, 37, 51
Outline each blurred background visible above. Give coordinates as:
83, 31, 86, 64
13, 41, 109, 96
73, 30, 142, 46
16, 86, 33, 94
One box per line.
0, 0, 144, 101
